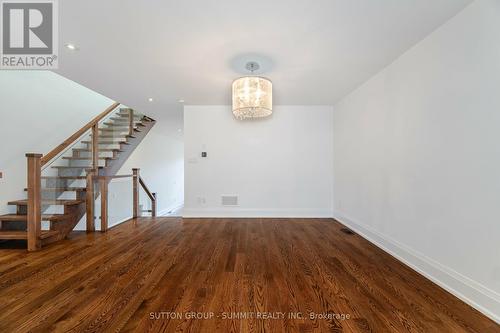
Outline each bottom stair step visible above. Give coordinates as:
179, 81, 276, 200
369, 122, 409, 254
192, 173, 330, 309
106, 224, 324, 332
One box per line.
0, 214, 68, 222
8, 199, 84, 206
0, 230, 59, 240
23, 187, 86, 193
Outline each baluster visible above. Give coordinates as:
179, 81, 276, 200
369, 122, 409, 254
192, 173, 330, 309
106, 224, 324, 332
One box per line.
100, 177, 108, 232
85, 169, 95, 232
152, 193, 157, 217
26, 153, 42, 251
132, 168, 139, 218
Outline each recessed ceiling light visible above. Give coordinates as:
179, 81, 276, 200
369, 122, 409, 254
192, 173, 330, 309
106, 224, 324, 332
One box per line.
178, 99, 185, 103
148, 98, 153, 102
178, 128, 182, 132
65, 43, 78, 50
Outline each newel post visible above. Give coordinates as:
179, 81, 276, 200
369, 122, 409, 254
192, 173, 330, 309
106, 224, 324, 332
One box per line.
132, 168, 139, 218
100, 177, 108, 232
85, 169, 95, 232
26, 153, 42, 251
152, 193, 157, 217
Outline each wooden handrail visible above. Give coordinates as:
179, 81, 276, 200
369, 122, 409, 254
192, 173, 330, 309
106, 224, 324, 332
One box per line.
139, 176, 155, 201
139, 176, 156, 217
40, 102, 120, 166
132, 169, 139, 218
90, 169, 157, 229
94, 174, 134, 179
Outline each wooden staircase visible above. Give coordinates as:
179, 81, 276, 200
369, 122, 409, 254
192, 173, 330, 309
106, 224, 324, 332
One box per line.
0, 104, 156, 250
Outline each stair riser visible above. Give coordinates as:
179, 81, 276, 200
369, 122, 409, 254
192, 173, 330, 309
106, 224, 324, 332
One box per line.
116, 114, 144, 118
109, 118, 144, 123
104, 121, 144, 126
92, 135, 128, 140
67, 159, 107, 168
1, 221, 26, 231
0, 221, 55, 231
40, 191, 77, 200
44, 179, 86, 188
92, 130, 129, 135
73, 151, 115, 158
40, 205, 64, 215
99, 128, 133, 132
57, 168, 87, 177
83, 143, 125, 150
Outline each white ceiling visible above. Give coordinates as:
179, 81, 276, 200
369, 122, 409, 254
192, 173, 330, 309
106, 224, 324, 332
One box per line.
56, 0, 471, 117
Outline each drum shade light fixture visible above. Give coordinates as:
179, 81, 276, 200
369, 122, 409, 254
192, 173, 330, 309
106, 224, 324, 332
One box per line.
232, 62, 272, 120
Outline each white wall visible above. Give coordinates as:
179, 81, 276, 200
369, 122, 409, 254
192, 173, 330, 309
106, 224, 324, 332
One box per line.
333, 0, 500, 322
0, 71, 113, 215
184, 105, 333, 217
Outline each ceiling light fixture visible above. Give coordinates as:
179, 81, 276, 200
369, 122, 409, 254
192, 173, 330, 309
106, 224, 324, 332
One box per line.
232, 61, 272, 120
148, 97, 153, 102
65, 43, 77, 50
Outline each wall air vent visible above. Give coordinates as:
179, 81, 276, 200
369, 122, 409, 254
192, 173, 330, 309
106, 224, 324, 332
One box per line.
221, 195, 238, 206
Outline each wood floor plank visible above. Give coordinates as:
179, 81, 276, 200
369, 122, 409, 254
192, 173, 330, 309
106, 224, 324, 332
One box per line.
0, 217, 497, 333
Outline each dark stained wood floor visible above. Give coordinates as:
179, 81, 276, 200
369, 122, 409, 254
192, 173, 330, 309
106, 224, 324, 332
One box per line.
0, 218, 497, 333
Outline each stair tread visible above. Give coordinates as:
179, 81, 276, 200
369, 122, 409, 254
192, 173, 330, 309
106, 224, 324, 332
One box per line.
0, 231, 28, 239
99, 128, 133, 131
62, 157, 114, 160
72, 148, 123, 152
8, 199, 84, 206
104, 121, 145, 127
99, 121, 137, 129
0, 213, 69, 222
81, 140, 129, 144
99, 126, 137, 129
41, 176, 86, 179
109, 117, 144, 121
0, 230, 60, 240
40, 230, 60, 239
89, 135, 131, 138
51, 166, 88, 169
116, 113, 144, 117
24, 187, 86, 192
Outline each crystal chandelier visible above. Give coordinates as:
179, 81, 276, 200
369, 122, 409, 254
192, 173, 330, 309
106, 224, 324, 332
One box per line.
232, 62, 272, 120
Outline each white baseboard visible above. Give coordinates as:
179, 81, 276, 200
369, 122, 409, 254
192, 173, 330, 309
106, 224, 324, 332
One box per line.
158, 202, 184, 216
334, 211, 500, 324
182, 208, 334, 218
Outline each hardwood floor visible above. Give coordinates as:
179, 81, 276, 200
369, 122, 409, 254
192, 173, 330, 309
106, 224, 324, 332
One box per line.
0, 218, 497, 332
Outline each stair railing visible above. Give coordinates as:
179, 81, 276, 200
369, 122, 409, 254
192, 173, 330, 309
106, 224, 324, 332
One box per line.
91, 168, 157, 232
137, 169, 157, 218
25, 101, 123, 251
39, 102, 121, 167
